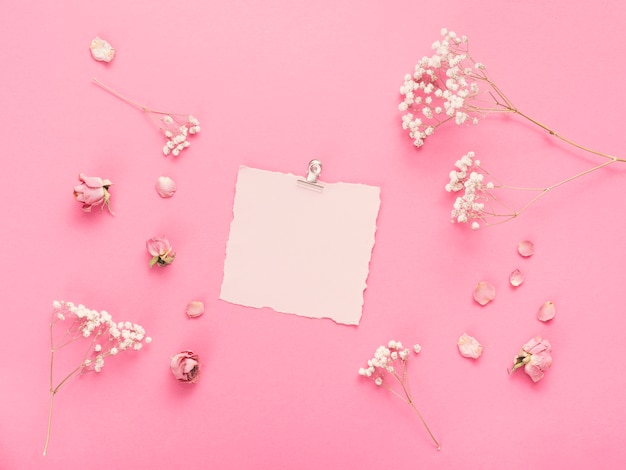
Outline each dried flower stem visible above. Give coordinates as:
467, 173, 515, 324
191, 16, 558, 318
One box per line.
386, 361, 441, 450
93, 78, 172, 116
359, 341, 440, 450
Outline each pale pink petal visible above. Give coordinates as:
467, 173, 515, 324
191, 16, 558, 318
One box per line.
537, 301, 556, 322
517, 240, 535, 257
473, 281, 496, 306
457, 333, 483, 359
524, 363, 545, 382
79, 173, 106, 188
529, 351, 552, 370
156, 176, 177, 198
186, 301, 205, 318
523, 336, 551, 355
509, 269, 524, 287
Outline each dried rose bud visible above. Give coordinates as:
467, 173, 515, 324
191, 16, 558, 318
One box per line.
457, 333, 483, 359
146, 236, 175, 267
89, 37, 115, 62
510, 336, 552, 382
170, 350, 200, 383
73, 173, 113, 214
156, 176, 177, 198
473, 280, 496, 306
185, 301, 204, 318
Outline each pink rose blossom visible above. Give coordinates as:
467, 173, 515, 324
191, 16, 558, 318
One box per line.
510, 336, 552, 382
73, 173, 113, 213
170, 350, 200, 383
146, 236, 176, 267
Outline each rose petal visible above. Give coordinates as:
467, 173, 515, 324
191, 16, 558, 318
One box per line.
186, 301, 204, 318
473, 281, 496, 306
517, 240, 535, 257
457, 333, 483, 359
90, 37, 115, 63
156, 176, 177, 198
509, 269, 524, 287
537, 301, 556, 322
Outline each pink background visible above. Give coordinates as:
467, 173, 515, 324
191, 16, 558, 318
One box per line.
1, 1, 625, 469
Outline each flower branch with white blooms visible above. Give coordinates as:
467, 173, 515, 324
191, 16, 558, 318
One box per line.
399, 28, 625, 229
358, 340, 441, 450
43, 301, 151, 456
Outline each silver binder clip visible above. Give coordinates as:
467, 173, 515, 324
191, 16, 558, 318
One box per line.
297, 159, 323, 192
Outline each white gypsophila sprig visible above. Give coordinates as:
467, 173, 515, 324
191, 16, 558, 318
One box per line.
404, 30, 626, 229
444, 150, 619, 229
399, 28, 486, 147
358, 340, 440, 450
44, 300, 152, 456
93, 79, 201, 157
445, 151, 494, 230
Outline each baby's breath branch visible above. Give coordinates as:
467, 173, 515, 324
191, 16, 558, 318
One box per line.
92, 78, 167, 115
509, 159, 618, 220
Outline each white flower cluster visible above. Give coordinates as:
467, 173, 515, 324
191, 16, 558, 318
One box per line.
399, 28, 484, 147
52, 300, 151, 373
445, 151, 494, 230
161, 114, 201, 157
358, 340, 419, 386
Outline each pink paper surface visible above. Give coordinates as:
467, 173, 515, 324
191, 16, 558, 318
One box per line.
220, 166, 380, 325
2, 1, 626, 469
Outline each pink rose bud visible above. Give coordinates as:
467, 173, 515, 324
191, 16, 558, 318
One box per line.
510, 335, 552, 382
73, 173, 113, 214
170, 350, 200, 383
146, 236, 176, 267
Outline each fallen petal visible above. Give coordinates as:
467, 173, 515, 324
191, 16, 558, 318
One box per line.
457, 333, 483, 359
517, 240, 535, 257
473, 281, 496, 306
186, 301, 205, 318
156, 176, 177, 198
90, 37, 115, 63
537, 301, 556, 322
510, 269, 524, 287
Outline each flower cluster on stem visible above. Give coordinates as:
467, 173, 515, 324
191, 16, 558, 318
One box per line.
44, 300, 152, 456
401, 28, 625, 228
93, 78, 200, 157
358, 340, 440, 450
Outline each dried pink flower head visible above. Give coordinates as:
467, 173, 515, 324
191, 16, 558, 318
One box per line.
537, 301, 556, 322
185, 301, 204, 318
146, 236, 175, 267
509, 269, 525, 287
510, 336, 552, 382
73, 173, 113, 214
156, 176, 177, 198
473, 280, 496, 305
517, 240, 535, 257
170, 350, 200, 383
457, 333, 483, 359
89, 37, 115, 62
